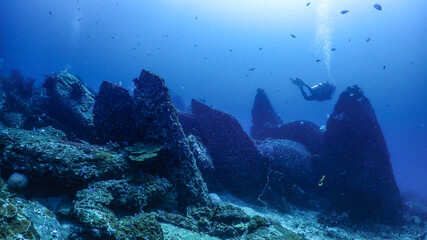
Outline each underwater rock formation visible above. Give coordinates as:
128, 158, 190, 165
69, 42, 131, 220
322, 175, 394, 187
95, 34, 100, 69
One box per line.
187, 135, 221, 192
93, 81, 135, 144
178, 111, 200, 136
42, 71, 95, 140
319, 85, 402, 224
0, 127, 129, 194
132, 70, 210, 208
249, 89, 323, 153
258, 139, 317, 208
0, 178, 68, 239
191, 99, 268, 201
250, 88, 283, 139
0, 70, 41, 129
74, 178, 170, 239
254, 121, 324, 154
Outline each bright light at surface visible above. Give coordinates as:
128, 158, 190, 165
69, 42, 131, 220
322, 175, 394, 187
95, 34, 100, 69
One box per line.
315, 0, 334, 76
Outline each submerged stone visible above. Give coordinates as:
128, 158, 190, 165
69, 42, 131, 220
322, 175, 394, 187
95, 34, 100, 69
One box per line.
132, 70, 210, 208
254, 120, 324, 154
94, 81, 135, 144
250, 88, 283, 139
42, 72, 95, 140
0, 127, 129, 194
258, 139, 316, 208
319, 85, 402, 224
191, 99, 268, 201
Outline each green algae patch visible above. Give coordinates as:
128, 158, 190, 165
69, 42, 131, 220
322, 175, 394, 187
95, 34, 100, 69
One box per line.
126, 142, 162, 163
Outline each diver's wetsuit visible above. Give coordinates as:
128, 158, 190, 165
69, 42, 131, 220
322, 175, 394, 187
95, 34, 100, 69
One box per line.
299, 83, 320, 100
290, 78, 335, 101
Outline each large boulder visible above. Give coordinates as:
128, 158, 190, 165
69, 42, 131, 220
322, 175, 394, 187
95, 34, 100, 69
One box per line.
191, 100, 268, 201
258, 139, 316, 208
93, 81, 135, 144
132, 70, 210, 208
250, 88, 282, 139
42, 72, 95, 140
74, 178, 170, 239
254, 121, 324, 154
249, 89, 323, 153
318, 85, 402, 224
0, 127, 129, 194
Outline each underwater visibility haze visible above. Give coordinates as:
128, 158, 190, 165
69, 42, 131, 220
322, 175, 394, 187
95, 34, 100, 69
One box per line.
0, 0, 426, 239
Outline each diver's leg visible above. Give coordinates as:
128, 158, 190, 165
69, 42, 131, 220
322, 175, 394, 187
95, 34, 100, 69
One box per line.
299, 87, 310, 100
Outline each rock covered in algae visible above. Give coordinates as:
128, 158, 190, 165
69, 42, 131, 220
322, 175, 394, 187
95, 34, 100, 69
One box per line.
319, 85, 402, 224
0, 177, 68, 239
254, 120, 324, 154
42, 71, 95, 140
0, 126, 129, 193
257, 139, 317, 209
73, 178, 171, 239
132, 69, 210, 209
157, 204, 268, 239
187, 135, 219, 191
191, 99, 268, 201
93, 81, 136, 144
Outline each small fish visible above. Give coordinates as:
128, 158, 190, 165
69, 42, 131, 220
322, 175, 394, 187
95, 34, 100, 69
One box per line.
331, 48, 336, 51
318, 175, 325, 187
194, 43, 197, 47
341, 10, 349, 14
411, 61, 413, 65
49, 11, 52, 15
383, 65, 386, 69
248, 68, 256, 71
229, 49, 233, 52
195, 15, 198, 20
78, 8, 80, 11
373, 3, 382, 11
366, 37, 370, 42
77, 18, 81, 21
306, 2, 311, 7
349, 38, 351, 42
290, 34, 296, 38
259, 47, 263, 51
116, 2, 119, 7
316, 59, 321, 62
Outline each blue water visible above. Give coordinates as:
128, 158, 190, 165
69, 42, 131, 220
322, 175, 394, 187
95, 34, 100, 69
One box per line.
0, 0, 426, 198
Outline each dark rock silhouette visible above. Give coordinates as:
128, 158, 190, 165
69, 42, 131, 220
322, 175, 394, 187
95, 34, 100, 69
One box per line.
318, 85, 402, 224
93, 81, 135, 144
132, 70, 210, 208
258, 139, 317, 208
178, 111, 200, 136
191, 99, 268, 201
42, 71, 95, 140
250, 88, 282, 139
250, 89, 323, 153
257, 121, 324, 154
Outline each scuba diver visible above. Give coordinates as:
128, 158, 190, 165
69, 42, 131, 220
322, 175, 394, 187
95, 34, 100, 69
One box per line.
289, 77, 336, 101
